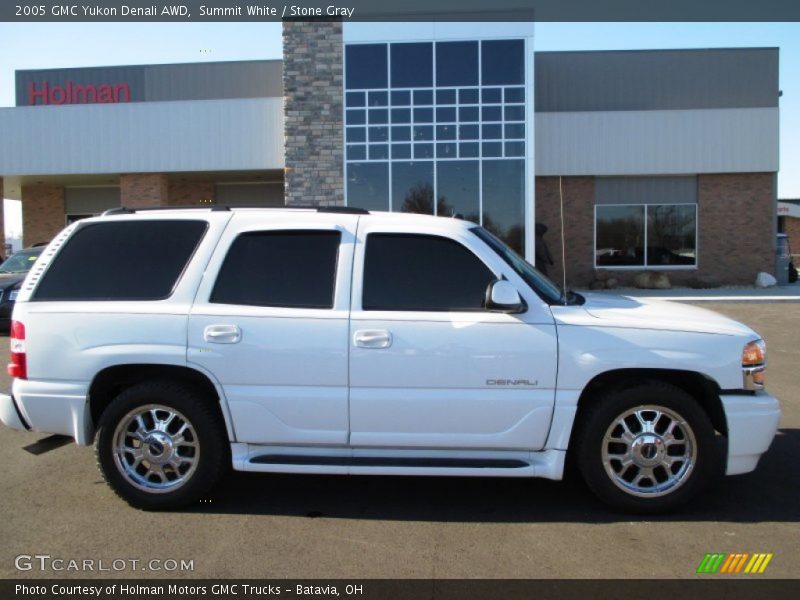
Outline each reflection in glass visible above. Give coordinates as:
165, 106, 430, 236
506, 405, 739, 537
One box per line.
346, 110, 365, 125
459, 142, 479, 157
347, 163, 389, 211
414, 90, 433, 105
368, 91, 388, 106
436, 41, 479, 87
414, 143, 434, 159
414, 107, 434, 123
482, 88, 502, 103
391, 90, 411, 106
482, 160, 525, 254
346, 145, 366, 161
391, 144, 411, 159
346, 44, 388, 89
346, 92, 365, 107
368, 109, 388, 124
368, 126, 388, 142
482, 142, 502, 157
647, 205, 697, 266
436, 89, 456, 104
391, 108, 411, 123
369, 145, 389, 160
393, 162, 435, 214
413, 126, 433, 141
437, 161, 479, 220
391, 43, 433, 88
391, 126, 411, 141
481, 40, 524, 86
505, 87, 525, 103
505, 141, 525, 157
595, 205, 645, 267
436, 124, 456, 140
346, 128, 366, 143
459, 88, 479, 104
436, 143, 457, 158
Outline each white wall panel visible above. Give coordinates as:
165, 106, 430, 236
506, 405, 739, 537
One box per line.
0, 97, 284, 176
535, 107, 778, 176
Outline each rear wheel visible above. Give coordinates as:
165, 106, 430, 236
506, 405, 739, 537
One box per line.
96, 381, 227, 510
576, 381, 721, 513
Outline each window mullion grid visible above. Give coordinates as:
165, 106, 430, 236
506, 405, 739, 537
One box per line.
643, 204, 649, 268
387, 46, 392, 211
478, 39, 483, 226
432, 44, 437, 216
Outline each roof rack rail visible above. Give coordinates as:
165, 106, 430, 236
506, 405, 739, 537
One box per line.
316, 206, 370, 215
102, 205, 370, 216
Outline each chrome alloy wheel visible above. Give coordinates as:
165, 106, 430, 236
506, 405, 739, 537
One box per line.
112, 404, 200, 493
601, 405, 697, 498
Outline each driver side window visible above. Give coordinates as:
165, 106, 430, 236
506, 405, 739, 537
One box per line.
362, 233, 496, 311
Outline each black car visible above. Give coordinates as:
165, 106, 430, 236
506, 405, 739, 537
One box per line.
0, 246, 44, 330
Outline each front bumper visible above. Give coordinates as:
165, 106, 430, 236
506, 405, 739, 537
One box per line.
0, 379, 92, 445
721, 391, 780, 475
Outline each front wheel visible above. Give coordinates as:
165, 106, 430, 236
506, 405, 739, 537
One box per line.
96, 381, 228, 510
575, 381, 721, 513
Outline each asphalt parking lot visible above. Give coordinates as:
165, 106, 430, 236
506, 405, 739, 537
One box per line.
0, 301, 798, 580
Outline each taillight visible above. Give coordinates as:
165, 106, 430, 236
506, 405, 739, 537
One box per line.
8, 320, 26, 379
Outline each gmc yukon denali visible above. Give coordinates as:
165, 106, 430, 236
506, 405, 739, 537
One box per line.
0, 207, 780, 512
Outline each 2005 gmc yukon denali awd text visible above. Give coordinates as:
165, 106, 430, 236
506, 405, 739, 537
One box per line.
0, 206, 781, 512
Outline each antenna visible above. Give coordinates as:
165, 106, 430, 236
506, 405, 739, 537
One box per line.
558, 176, 568, 305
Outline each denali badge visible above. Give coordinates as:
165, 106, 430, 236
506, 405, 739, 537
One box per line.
486, 379, 538, 386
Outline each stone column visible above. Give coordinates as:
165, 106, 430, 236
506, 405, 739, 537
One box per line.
22, 184, 66, 247
283, 20, 344, 206
120, 173, 169, 208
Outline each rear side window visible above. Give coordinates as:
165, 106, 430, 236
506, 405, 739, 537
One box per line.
362, 233, 495, 311
33, 220, 207, 301
211, 230, 341, 309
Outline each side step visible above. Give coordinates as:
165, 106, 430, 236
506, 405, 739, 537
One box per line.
250, 455, 528, 469
231, 444, 566, 479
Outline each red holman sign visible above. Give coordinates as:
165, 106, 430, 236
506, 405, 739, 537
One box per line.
28, 81, 131, 105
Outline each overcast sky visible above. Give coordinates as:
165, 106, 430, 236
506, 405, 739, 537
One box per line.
1, 22, 798, 238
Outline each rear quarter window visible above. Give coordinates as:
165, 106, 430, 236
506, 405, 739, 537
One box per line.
32, 220, 207, 301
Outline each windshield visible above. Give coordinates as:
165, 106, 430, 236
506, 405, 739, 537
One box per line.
470, 226, 564, 304
0, 249, 42, 274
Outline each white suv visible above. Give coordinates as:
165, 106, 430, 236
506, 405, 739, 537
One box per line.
0, 207, 780, 512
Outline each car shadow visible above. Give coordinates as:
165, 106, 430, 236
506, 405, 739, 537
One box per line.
183, 428, 799, 523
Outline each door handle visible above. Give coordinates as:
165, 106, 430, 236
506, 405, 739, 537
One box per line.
354, 329, 392, 349
204, 324, 242, 344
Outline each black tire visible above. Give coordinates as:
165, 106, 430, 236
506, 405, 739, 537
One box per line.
95, 380, 228, 510
575, 380, 721, 513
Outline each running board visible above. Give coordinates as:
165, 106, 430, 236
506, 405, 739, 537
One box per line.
231, 444, 566, 480
250, 455, 528, 469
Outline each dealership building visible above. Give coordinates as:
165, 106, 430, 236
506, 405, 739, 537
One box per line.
0, 22, 780, 286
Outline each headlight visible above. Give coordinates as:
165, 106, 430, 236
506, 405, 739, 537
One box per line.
9, 290, 19, 302
742, 339, 766, 390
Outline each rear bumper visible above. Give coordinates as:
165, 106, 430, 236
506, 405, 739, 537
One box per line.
1, 379, 91, 445
721, 391, 780, 475
0, 392, 30, 431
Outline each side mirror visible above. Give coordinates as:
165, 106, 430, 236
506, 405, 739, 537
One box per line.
485, 280, 525, 313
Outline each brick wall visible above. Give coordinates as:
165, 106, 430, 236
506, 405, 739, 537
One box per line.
535, 173, 775, 287
167, 180, 215, 206
697, 173, 774, 285
120, 173, 169, 207
22, 185, 65, 247
283, 21, 344, 206
784, 216, 800, 265
535, 176, 596, 288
